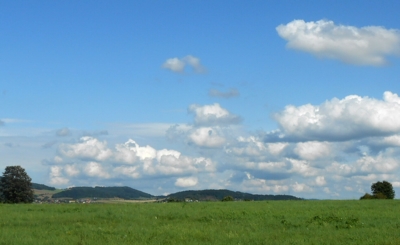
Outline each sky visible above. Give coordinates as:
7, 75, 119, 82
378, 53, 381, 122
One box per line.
1, 1, 400, 199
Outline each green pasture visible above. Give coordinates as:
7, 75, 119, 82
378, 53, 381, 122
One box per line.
1, 200, 400, 244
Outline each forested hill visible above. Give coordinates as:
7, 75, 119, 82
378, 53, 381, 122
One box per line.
32, 183, 56, 190
40, 185, 302, 201
52, 186, 154, 199
165, 189, 302, 201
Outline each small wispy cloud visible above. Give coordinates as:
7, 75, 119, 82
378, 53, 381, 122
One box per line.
162, 55, 206, 73
56, 127, 71, 137
208, 88, 240, 98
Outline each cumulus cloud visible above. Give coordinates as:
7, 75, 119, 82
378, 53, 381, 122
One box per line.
273, 92, 400, 142
64, 164, 80, 176
0, 120, 4, 126
59, 136, 112, 161
188, 127, 226, 148
162, 55, 206, 73
84, 162, 111, 179
315, 176, 327, 186
276, 19, 400, 65
294, 141, 331, 160
189, 103, 242, 126
41, 91, 400, 198
175, 176, 198, 187
291, 182, 313, 192
53, 137, 216, 184
208, 88, 240, 98
49, 166, 69, 186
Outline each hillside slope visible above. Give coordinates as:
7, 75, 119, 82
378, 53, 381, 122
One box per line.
52, 186, 154, 199
165, 189, 302, 201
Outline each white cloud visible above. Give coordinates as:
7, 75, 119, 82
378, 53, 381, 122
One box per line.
175, 176, 198, 187
53, 137, 216, 183
288, 158, 317, 177
276, 19, 400, 65
355, 154, 399, 173
273, 92, 400, 141
188, 127, 226, 148
114, 139, 156, 163
162, 57, 185, 72
36, 91, 400, 199
84, 162, 110, 179
183, 55, 206, 73
208, 88, 240, 98
49, 166, 69, 186
189, 103, 242, 126
267, 142, 289, 156
64, 164, 80, 177
162, 55, 206, 73
241, 174, 290, 193
291, 182, 313, 192
114, 166, 140, 179
294, 141, 331, 160
59, 136, 112, 161
315, 176, 326, 186
54, 156, 63, 163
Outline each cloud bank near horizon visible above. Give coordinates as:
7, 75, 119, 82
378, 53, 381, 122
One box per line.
35, 91, 400, 198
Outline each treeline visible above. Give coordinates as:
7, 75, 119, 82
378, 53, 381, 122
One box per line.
163, 189, 302, 201
52, 186, 154, 199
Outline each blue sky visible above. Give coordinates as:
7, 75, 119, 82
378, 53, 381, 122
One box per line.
1, 1, 400, 199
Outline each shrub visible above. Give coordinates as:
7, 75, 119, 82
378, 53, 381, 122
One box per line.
222, 196, 234, 202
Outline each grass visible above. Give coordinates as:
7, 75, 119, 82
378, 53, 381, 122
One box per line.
1, 200, 400, 244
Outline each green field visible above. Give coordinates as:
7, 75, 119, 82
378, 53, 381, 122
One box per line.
1, 200, 400, 244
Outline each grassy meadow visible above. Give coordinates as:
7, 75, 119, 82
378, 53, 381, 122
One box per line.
1, 200, 400, 244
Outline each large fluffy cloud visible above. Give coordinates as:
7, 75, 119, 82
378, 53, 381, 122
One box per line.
276, 19, 400, 65
188, 127, 226, 148
272, 92, 400, 141
51, 138, 216, 186
59, 137, 112, 161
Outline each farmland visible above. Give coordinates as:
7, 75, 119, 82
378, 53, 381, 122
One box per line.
1, 200, 400, 244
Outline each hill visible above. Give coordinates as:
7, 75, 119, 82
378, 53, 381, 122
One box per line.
32, 183, 56, 190
52, 186, 154, 199
164, 189, 302, 201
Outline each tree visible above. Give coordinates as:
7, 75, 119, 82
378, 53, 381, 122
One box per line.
371, 181, 395, 199
0, 166, 34, 203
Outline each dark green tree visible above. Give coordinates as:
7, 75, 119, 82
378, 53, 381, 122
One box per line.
0, 166, 34, 203
222, 196, 234, 201
371, 181, 395, 199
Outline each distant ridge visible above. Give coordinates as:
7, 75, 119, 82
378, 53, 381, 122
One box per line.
52, 186, 154, 199
164, 189, 302, 201
40, 184, 301, 201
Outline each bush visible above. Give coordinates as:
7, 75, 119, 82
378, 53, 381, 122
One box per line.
360, 193, 374, 200
222, 196, 234, 202
374, 193, 387, 199
360, 192, 387, 200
